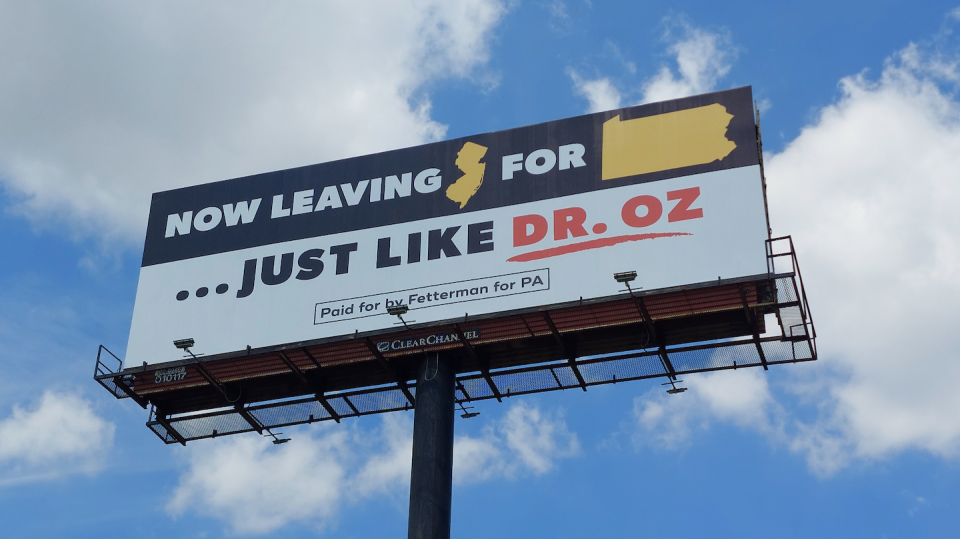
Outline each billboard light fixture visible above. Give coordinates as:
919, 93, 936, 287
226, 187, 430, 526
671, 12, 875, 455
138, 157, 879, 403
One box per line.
263, 430, 291, 445
173, 338, 195, 351
661, 379, 688, 395
387, 305, 409, 317
173, 338, 202, 361
457, 401, 479, 419
613, 271, 637, 283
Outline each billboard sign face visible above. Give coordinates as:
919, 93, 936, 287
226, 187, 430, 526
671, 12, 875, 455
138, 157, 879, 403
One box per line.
127, 86, 769, 366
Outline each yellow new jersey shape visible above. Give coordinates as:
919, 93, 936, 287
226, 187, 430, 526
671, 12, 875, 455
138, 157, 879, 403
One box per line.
446, 141, 487, 209
602, 103, 736, 181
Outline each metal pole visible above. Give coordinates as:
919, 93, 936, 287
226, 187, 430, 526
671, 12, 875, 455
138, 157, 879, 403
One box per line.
407, 352, 456, 539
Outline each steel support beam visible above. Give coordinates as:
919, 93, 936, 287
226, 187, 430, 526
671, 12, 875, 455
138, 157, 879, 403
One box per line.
192, 358, 233, 401
316, 393, 341, 423
407, 352, 455, 539
278, 350, 341, 422
191, 357, 264, 432
632, 293, 659, 342
365, 338, 417, 406
739, 284, 769, 370
154, 408, 187, 446
453, 323, 502, 402
111, 376, 149, 408
659, 343, 678, 381
542, 312, 587, 391
277, 350, 310, 385
342, 395, 361, 415
301, 347, 323, 369
234, 404, 264, 434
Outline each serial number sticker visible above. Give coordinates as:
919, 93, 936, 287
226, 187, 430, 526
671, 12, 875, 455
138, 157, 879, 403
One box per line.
155, 366, 187, 384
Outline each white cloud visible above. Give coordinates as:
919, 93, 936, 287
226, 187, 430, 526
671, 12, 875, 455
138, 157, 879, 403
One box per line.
566, 68, 622, 113
168, 428, 350, 535
451, 432, 508, 483
349, 413, 414, 499
0, 391, 115, 486
548, 1, 569, 20
567, 18, 736, 112
633, 369, 780, 450
640, 19, 735, 104
168, 402, 577, 535
545, 1, 573, 34
633, 35, 960, 478
454, 401, 579, 483
765, 41, 960, 474
0, 0, 506, 247
499, 401, 579, 473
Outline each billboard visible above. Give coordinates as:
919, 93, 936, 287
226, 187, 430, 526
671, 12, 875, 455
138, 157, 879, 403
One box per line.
126, 86, 769, 366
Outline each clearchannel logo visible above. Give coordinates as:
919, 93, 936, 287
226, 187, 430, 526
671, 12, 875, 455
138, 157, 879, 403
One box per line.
376, 329, 481, 353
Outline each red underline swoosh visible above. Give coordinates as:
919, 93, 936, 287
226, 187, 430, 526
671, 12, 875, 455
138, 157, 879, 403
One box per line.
506, 232, 692, 262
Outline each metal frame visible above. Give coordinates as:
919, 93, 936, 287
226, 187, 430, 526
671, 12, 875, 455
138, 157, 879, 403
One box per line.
145, 330, 813, 444
97, 236, 817, 445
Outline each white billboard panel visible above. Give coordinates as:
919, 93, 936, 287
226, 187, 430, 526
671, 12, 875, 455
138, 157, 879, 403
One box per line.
127, 87, 769, 365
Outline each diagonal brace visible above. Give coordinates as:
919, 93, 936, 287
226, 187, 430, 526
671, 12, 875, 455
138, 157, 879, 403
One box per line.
364, 338, 416, 407
659, 343, 678, 381
278, 350, 341, 423
542, 311, 587, 391
453, 323, 502, 402
112, 375, 148, 408
153, 407, 187, 446
738, 284, 769, 371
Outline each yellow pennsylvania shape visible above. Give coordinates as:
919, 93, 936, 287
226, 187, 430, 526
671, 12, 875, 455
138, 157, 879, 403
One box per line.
602, 103, 736, 181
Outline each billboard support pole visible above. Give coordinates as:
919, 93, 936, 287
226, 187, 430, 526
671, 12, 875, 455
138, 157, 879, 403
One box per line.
407, 352, 456, 539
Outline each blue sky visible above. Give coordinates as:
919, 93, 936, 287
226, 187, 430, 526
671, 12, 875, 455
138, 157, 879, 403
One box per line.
2, 1, 960, 537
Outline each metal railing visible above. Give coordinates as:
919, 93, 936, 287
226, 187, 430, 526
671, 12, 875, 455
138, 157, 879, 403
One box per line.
94, 345, 129, 400
766, 235, 816, 355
